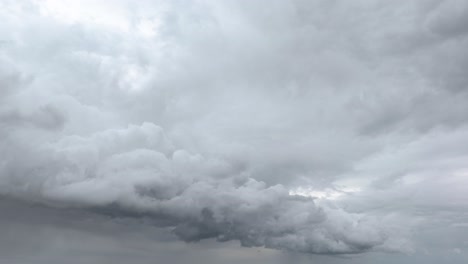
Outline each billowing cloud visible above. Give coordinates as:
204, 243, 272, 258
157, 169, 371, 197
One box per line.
1, 121, 405, 254
1, 0, 468, 260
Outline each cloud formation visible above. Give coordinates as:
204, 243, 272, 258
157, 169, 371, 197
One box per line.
1, 0, 468, 259
1, 120, 402, 254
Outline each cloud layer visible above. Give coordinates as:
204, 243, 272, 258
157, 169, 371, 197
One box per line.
1, 0, 468, 258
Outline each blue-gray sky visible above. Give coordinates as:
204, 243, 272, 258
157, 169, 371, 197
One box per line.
1, 0, 468, 263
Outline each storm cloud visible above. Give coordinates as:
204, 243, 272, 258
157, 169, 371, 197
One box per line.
1, 0, 468, 262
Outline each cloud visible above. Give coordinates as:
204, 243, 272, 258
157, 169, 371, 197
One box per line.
0, 0, 468, 260
1, 121, 401, 254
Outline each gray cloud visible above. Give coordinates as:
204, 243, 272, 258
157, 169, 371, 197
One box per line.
1, 0, 468, 261
1, 122, 403, 254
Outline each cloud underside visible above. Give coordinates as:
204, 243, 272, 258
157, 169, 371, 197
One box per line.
1, 0, 468, 256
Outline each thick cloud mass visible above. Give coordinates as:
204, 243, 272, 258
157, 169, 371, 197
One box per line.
1, 0, 468, 259
2, 121, 402, 254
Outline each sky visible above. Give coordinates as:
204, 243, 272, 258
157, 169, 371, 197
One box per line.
0, 0, 468, 263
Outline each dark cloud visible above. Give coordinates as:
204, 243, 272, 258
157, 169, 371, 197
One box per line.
0, 122, 401, 254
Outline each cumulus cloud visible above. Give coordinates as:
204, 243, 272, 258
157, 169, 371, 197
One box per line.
1, 0, 468, 259
1, 121, 402, 254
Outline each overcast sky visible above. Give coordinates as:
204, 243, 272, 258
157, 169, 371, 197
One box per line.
1, 0, 468, 263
